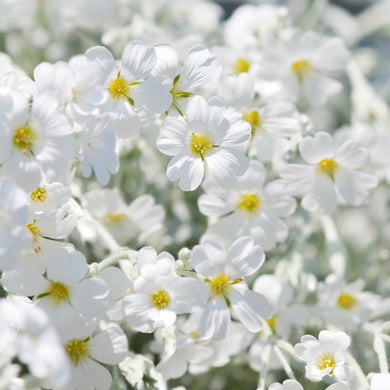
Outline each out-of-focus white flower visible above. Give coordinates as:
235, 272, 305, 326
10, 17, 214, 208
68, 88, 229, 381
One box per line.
83, 188, 164, 245
157, 95, 251, 191
294, 330, 353, 382
262, 32, 350, 106
0, 177, 31, 271
77, 117, 119, 185
318, 274, 380, 326
199, 160, 296, 251
268, 379, 347, 390
281, 131, 378, 214
0, 299, 70, 387
370, 373, 390, 390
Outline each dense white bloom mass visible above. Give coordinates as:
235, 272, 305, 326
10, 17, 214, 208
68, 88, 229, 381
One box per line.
0, 1, 389, 389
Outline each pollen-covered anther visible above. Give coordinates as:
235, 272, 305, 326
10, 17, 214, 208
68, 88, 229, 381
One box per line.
337, 293, 357, 310
13, 126, 36, 155
65, 339, 89, 366
31, 187, 47, 202
267, 314, 277, 334
317, 158, 339, 178
317, 354, 336, 373
233, 58, 250, 74
210, 274, 231, 296
151, 290, 170, 310
104, 213, 127, 225
108, 76, 130, 100
291, 59, 312, 79
243, 110, 261, 135
190, 133, 212, 157
47, 282, 70, 304
26, 222, 40, 240
237, 193, 261, 214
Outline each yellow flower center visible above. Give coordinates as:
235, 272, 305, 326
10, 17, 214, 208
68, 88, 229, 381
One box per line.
233, 58, 250, 74
108, 75, 130, 100
190, 133, 213, 157
26, 222, 40, 240
65, 339, 89, 366
47, 282, 70, 304
151, 290, 170, 310
13, 126, 36, 156
190, 330, 200, 339
267, 315, 277, 334
31, 187, 47, 202
104, 213, 127, 225
210, 274, 231, 296
243, 110, 262, 136
337, 293, 357, 310
291, 59, 312, 79
237, 193, 261, 214
317, 158, 339, 179
317, 354, 336, 373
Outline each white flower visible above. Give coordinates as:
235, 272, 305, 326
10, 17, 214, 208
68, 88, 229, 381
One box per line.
83, 188, 165, 245
262, 31, 350, 106
123, 247, 206, 333
370, 373, 390, 390
153, 44, 221, 115
157, 96, 251, 191
294, 330, 353, 382
224, 4, 288, 50
268, 379, 347, 390
0, 299, 70, 387
318, 274, 380, 326
56, 326, 128, 390
83, 41, 172, 138
77, 117, 119, 185
119, 353, 167, 390
31, 247, 109, 336
190, 236, 272, 340
199, 160, 296, 251
280, 131, 378, 214
0, 177, 31, 271
0, 93, 76, 191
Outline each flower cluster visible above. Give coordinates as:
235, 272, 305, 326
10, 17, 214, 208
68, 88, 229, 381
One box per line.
0, 0, 390, 389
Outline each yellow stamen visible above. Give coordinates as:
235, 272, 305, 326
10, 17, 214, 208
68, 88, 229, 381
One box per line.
47, 282, 70, 304
108, 76, 130, 100
337, 293, 357, 310
31, 187, 47, 202
317, 158, 339, 179
104, 213, 127, 225
13, 126, 36, 156
233, 58, 250, 74
190, 330, 200, 339
210, 274, 231, 296
65, 339, 89, 366
317, 354, 336, 373
291, 59, 312, 79
26, 222, 40, 240
243, 110, 262, 136
151, 290, 170, 310
267, 315, 277, 334
237, 193, 261, 214
190, 133, 212, 157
